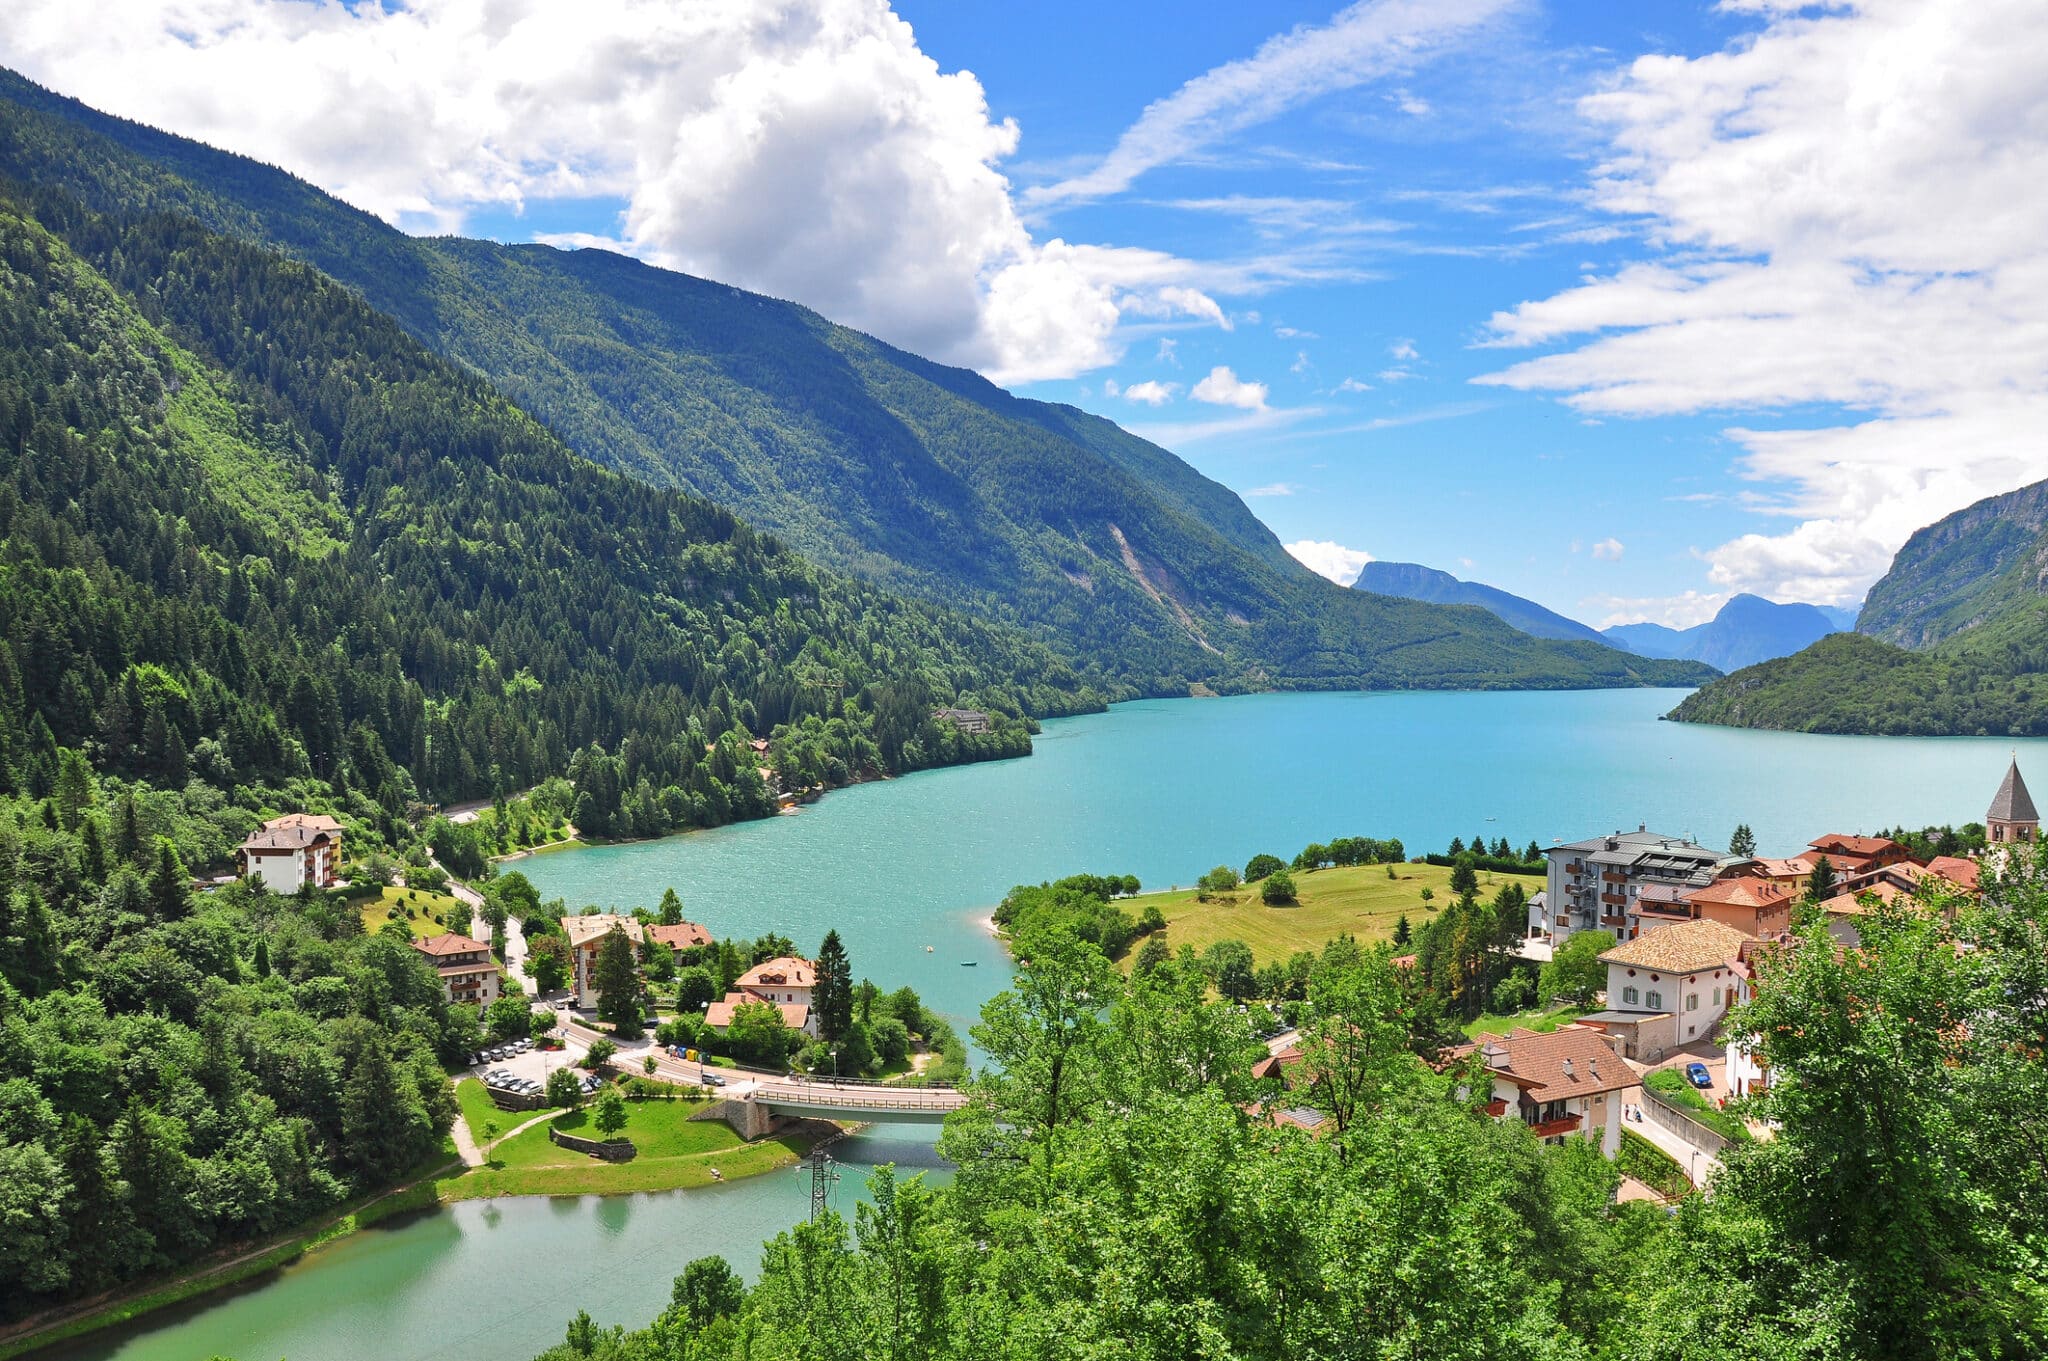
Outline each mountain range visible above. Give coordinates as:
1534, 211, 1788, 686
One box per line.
1602, 594, 1840, 672
1352, 561, 1841, 673
1673, 478, 2048, 735
0, 69, 1708, 699
1350, 562, 1612, 646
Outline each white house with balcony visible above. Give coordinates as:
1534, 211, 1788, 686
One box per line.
1598, 918, 1752, 1047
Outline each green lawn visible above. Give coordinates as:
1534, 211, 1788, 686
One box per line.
1646, 1069, 1751, 1143
1130, 861, 1545, 967
452, 1077, 531, 1152
1462, 1004, 1588, 1041
440, 1096, 810, 1199
362, 884, 468, 939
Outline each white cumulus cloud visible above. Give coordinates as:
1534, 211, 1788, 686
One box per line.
1591, 538, 1625, 561
1121, 380, 1180, 406
1286, 540, 1374, 586
1191, 365, 1270, 410
0, 0, 1246, 385
1476, 0, 2048, 606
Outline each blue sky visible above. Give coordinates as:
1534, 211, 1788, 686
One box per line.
9, 0, 2043, 627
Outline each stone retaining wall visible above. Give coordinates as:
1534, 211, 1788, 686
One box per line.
549, 1127, 636, 1161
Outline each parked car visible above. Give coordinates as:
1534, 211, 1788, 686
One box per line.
703, 1073, 726, 1088
1685, 1062, 1713, 1089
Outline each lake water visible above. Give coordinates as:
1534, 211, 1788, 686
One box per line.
48, 689, 2048, 1361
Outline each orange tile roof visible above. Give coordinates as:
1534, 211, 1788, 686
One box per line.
736, 956, 814, 990
1465, 1025, 1637, 1099
1748, 856, 1816, 880
265, 812, 345, 833
1600, 918, 1752, 973
1687, 878, 1791, 909
412, 931, 492, 957
646, 922, 714, 951
1809, 834, 1905, 858
703, 994, 810, 1030
1924, 856, 1981, 891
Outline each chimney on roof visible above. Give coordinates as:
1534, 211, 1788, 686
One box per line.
1588, 1058, 1599, 1080
1561, 1057, 1575, 1079
1639, 823, 1647, 833
1480, 1041, 1508, 1069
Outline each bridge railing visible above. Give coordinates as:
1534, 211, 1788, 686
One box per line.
754, 1086, 968, 1111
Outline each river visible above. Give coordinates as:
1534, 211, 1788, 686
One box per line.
47, 689, 2048, 1361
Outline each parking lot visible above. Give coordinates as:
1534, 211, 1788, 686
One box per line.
468, 1038, 593, 1097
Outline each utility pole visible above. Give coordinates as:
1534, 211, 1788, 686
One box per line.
805, 1144, 839, 1222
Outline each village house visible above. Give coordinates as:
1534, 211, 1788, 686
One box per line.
562, 913, 644, 1010
1598, 918, 1752, 1047
932, 707, 992, 735
646, 920, 715, 953
703, 955, 817, 1036
411, 932, 502, 1008
1537, 828, 1728, 945
1453, 1025, 1638, 1156
235, 813, 344, 893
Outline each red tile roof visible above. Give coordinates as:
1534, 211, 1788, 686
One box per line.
646, 922, 714, 951
1458, 1025, 1637, 1100
413, 931, 492, 957
737, 956, 814, 990
1924, 856, 1981, 891
1687, 878, 1791, 910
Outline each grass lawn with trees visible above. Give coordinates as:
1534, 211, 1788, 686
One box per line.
441, 1097, 814, 1199
1127, 861, 1545, 966
1460, 1003, 1588, 1040
361, 885, 469, 939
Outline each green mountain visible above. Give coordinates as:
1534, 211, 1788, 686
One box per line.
1671, 480, 2048, 735
0, 69, 1708, 696
1352, 561, 1612, 645
0, 187, 1096, 847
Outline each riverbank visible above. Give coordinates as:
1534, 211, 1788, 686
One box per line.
0, 1149, 459, 1361
443, 1091, 827, 1200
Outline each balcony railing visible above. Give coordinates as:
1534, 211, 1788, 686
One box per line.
1528, 1113, 1583, 1138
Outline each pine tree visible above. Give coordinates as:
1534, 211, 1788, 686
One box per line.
814, 930, 853, 1043
595, 924, 643, 1037
1393, 915, 1412, 947
147, 839, 190, 922
1806, 855, 1837, 904
1730, 824, 1758, 858
658, 887, 685, 926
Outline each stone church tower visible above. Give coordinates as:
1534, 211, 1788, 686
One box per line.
1987, 757, 2039, 846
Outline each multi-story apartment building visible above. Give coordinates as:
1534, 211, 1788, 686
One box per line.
1535, 827, 1726, 946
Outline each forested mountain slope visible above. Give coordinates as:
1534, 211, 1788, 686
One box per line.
0, 69, 1709, 695
1672, 481, 2048, 735
0, 190, 1093, 852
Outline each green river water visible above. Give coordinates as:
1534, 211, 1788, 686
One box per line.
45, 689, 2048, 1361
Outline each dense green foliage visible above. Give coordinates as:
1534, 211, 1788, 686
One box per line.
524, 857, 2048, 1359
0, 847, 463, 1317
0, 68, 1715, 700
992, 873, 1157, 960
1675, 479, 2048, 735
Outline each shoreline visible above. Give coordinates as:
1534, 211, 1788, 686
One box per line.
0, 1113, 832, 1360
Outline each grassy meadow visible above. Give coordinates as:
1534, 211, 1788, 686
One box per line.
359, 884, 468, 938
1131, 860, 1545, 967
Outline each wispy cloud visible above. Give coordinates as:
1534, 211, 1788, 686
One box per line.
1191, 365, 1270, 410
1027, 0, 1518, 208
1244, 482, 1300, 497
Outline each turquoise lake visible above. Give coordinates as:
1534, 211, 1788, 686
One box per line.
47, 688, 2048, 1361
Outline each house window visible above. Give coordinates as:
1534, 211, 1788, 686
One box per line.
1712, 987, 1722, 1006
1646, 990, 1663, 1010
1686, 993, 1699, 1012
1622, 985, 1639, 1006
